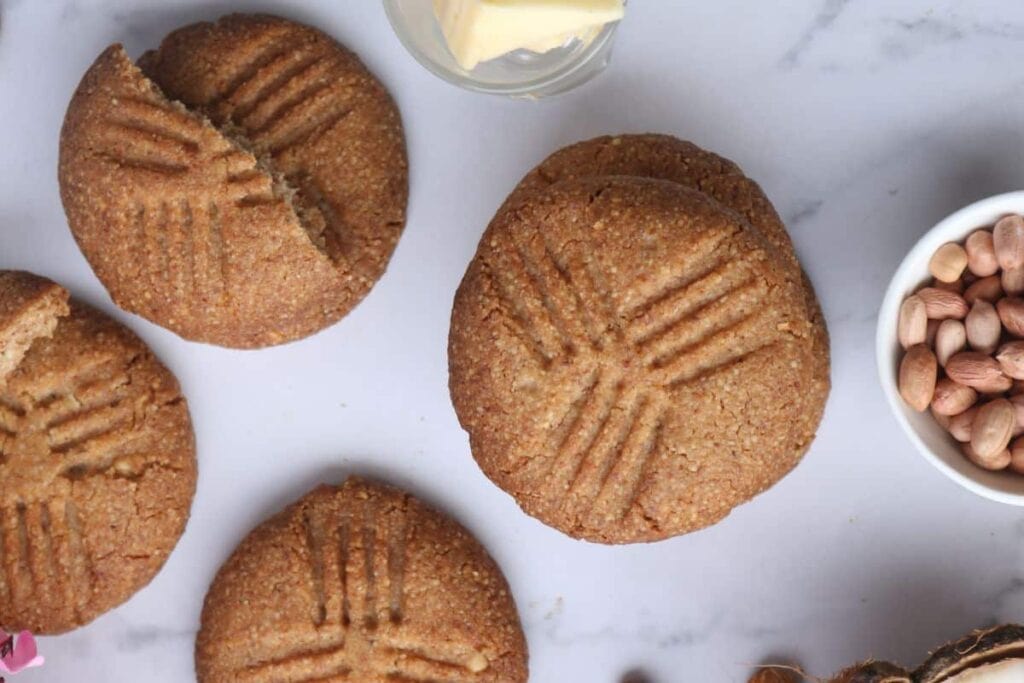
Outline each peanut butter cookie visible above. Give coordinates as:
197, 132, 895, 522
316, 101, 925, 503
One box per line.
0, 273, 196, 633
59, 14, 407, 348
196, 477, 527, 682
449, 177, 822, 543
0, 271, 70, 384
510, 133, 830, 425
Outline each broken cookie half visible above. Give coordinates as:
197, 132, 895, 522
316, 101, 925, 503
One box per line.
0, 271, 70, 384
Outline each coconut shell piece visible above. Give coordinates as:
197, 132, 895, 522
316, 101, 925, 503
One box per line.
831, 661, 912, 683
914, 624, 1024, 683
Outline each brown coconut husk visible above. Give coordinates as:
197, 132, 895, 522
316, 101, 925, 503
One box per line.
913, 624, 1024, 683
830, 661, 912, 683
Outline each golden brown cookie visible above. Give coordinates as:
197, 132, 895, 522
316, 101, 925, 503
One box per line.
0, 272, 70, 384
509, 133, 831, 479
508, 134, 794, 263
0, 275, 196, 634
196, 477, 528, 683
59, 14, 408, 348
449, 177, 822, 543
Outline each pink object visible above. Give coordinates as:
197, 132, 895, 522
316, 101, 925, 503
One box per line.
0, 631, 44, 674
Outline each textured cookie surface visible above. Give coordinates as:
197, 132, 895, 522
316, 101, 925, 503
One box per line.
450, 177, 821, 543
509, 134, 795, 264
196, 477, 528, 682
0, 298, 196, 633
59, 14, 407, 348
511, 133, 830, 473
0, 272, 70, 384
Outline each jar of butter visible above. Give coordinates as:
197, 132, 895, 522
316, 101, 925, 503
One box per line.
384, 0, 625, 98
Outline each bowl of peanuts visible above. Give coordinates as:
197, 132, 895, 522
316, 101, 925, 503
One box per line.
878, 192, 1024, 505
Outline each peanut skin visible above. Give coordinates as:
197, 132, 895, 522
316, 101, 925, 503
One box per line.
970, 398, 1015, 460
1010, 438, 1024, 474
964, 275, 1002, 304
931, 378, 978, 416
899, 345, 937, 412
966, 229, 999, 277
917, 287, 969, 320
898, 295, 928, 349
934, 319, 966, 367
994, 214, 1024, 270
964, 443, 1012, 471
965, 299, 1000, 354
948, 406, 978, 442
929, 242, 969, 283
998, 297, 1024, 336
945, 352, 1009, 391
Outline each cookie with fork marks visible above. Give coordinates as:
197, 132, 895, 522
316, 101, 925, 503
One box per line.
196, 477, 527, 682
449, 177, 822, 543
0, 272, 195, 633
59, 14, 407, 348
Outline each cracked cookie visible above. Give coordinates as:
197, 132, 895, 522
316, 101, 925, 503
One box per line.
449, 177, 823, 543
0, 271, 196, 633
59, 14, 408, 348
0, 271, 70, 385
196, 477, 527, 682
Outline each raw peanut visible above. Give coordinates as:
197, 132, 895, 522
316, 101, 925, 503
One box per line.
932, 278, 963, 293
1010, 438, 1024, 474
926, 318, 940, 346
1013, 379, 1024, 395
970, 398, 1016, 459
1004, 266, 1024, 295
929, 242, 969, 282
997, 297, 1024, 336
966, 229, 999, 277
977, 373, 1014, 394
966, 299, 1001, 354
994, 214, 1024, 270
964, 443, 1012, 471
931, 378, 978, 416
1011, 395, 1024, 436
898, 295, 928, 349
945, 351, 1007, 390
935, 319, 967, 366
917, 287, 969, 320
931, 407, 952, 430
963, 275, 1002, 304
948, 406, 978, 442
899, 344, 937, 412
996, 341, 1024, 379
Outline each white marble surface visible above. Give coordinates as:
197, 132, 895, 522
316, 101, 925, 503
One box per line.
2, 0, 1024, 681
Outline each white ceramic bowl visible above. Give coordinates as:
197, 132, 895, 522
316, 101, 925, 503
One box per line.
877, 191, 1024, 505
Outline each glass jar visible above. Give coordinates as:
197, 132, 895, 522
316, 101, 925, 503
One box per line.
383, 0, 623, 99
